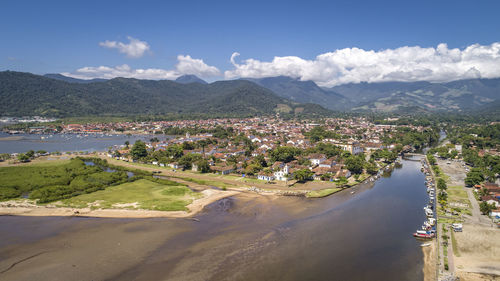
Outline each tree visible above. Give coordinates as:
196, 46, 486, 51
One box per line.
365, 162, 378, 175
179, 154, 202, 170
465, 168, 484, 186
0, 153, 10, 161
253, 155, 267, 167
345, 155, 365, 174
130, 140, 147, 160
167, 145, 184, 159
181, 141, 195, 150
150, 137, 160, 143
124, 141, 130, 148
479, 201, 495, 215
427, 154, 436, 165
437, 178, 447, 191
293, 169, 314, 182
270, 146, 302, 163
17, 153, 30, 162
196, 159, 210, 173
25, 150, 35, 159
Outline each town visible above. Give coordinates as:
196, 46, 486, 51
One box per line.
4, 116, 439, 188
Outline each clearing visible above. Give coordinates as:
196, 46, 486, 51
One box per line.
59, 179, 201, 211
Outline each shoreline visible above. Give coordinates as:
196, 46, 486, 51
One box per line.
0, 189, 240, 218
422, 239, 438, 281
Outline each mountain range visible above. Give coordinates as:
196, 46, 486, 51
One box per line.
0, 71, 328, 118
2, 71, 499, 117
245, 76, 500, 113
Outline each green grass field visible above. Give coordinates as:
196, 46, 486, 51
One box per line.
447, 185, 471, 216
175, 176, 234, 189
306, 188, 342, 198
60, 179, 201, 211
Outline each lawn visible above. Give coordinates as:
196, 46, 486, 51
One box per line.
306, 188, 342, 198
175, 176, 234, 190
60, 179, 201, 211
447, 185, 471, 215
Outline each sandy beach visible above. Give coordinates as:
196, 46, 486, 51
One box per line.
422, 239, 437, 281
0, 189, 239, 218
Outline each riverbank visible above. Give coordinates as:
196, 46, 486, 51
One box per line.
0, 156, 428, 281
0, 154, 389, 219
422, 240, 438, 281
430, 156, 500, 279
0, 188, 239, 218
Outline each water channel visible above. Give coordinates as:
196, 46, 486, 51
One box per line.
0, 156, 429, 280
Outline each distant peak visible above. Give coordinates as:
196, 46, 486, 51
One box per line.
175, 75, 207, 84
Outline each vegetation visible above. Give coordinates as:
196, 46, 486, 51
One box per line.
270, 146, 303, 163
61, 179, 199, 211
130, 140, 148, 160
293, 169, 314, 182
0, 157, 148, 203
479, 201, 496, 215
0, 71, 330, 118
306, 188, 342, 198
381, 127, 440, 150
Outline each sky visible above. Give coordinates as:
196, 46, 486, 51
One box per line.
1, 0, 500, 86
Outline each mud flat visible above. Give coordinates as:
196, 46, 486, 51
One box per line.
0, 189, 239, 218
0, 158, 428, 281
422, 240, 437, 281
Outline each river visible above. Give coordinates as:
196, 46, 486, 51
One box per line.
0, 132, 163, 154
0, 157, 429, 281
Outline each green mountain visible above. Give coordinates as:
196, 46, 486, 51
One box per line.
244, 76, 351, 111
44, 73, 107, 83
175, 74, 207, 84
329, 79, 500, 113
0, 71, 330, 118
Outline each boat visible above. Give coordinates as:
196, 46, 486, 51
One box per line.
425, 208, 434, 217
350, 191, 355, 194
413, 231, 435, 239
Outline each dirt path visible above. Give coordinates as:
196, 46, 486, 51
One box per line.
435, 157, 500, 279
465, 188, 493, 226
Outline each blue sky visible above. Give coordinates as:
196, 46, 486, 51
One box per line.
1, 0, 499, 85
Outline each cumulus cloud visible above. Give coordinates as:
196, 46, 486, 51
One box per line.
176, 55, 220, 77
62, 55, 220, 80
99, 36, 151, 58
225, 42, 500, 87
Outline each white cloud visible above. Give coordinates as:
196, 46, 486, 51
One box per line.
62, 55, 220, 80
99, 36, 151, 58
176, 55, 220, 77
225, 42, 500, 87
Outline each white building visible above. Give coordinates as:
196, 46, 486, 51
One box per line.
274, 164, 290, 181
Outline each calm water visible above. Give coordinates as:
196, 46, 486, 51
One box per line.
0, 157, 429, 280
0, 132, 164, 154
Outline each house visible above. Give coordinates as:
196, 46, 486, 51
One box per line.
274, 164, 290, 181
192, 163, 199, 172
481, 196, 500, 207
338, 142, 364, 155
319, 159, 336, 168
168, 162, 183, 169
490, 208, 500, 218
210, 165, 234, 175
308, 153, 326, 166
257, 170, 275, 181
312, 166, 336, 180
483, 183, 500, 194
